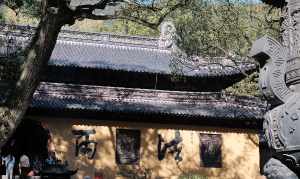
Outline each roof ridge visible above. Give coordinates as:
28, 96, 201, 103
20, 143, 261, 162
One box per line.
0, 23, 160, 48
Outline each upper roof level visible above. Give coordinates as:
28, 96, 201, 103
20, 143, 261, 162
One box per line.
0, 23, 257, 91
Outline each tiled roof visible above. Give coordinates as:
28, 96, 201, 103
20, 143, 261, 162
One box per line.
0, 24, 257, 77
31, 82, 266, 122
49, 40, 256, 77
49, 40, 172, 74
0, 24, 265, 129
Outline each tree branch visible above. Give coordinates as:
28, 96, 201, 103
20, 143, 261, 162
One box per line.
72, 0, 190, 30
0, 0, 68, 147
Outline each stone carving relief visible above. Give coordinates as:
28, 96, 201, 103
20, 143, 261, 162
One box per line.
281, 1, 300, 58
158, 21, 176, 49
264, 158, 298, 179
250, 1, 300, 178
250, 36, 291, 105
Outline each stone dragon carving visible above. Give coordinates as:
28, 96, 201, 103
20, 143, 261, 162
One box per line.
250, 0, 300, 178
158, 21, 176, 49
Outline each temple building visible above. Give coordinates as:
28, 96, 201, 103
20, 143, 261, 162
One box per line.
0, 23, 266, 179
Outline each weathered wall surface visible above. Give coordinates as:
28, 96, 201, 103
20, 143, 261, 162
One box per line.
38, 117, 265, 179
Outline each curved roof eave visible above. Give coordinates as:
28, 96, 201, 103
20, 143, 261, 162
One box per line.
30, 82, 266, 124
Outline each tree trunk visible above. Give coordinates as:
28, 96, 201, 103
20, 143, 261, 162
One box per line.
0, 0, 73, 148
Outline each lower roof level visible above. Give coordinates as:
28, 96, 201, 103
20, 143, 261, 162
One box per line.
26, 82, 266, 130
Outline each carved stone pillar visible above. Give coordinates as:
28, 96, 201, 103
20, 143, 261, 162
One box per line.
250, 0, 300, 178
284, 1, 300, 91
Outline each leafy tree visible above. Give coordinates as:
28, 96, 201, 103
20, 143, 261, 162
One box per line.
226, 72, 260, 96
94, 0, 280, 57
170, 0, 280, 96
0, 0, 190, 147
100, 19, 158, 36
174, 0, 280, 57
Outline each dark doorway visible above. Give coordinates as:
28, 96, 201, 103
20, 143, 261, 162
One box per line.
2, 119, 50, 162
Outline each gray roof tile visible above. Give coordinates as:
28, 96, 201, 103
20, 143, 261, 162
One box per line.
0, 24, 257, 77
50, 40, 171, 74
49, 39, 256, 77
31, 82, 266, 120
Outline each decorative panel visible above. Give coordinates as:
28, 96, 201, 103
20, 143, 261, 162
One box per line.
199, 133, 222, 168
116, 129, 141, 165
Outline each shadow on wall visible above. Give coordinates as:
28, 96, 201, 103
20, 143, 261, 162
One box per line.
1, 119, 49, 163
36, 118, 262, 179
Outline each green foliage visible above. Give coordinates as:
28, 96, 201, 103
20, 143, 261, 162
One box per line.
3, 0, 40, 17
99, 20, 159, 36
67, 19, 158, 36
174, 0, 280, 57
225, 72, 260, 96
170, 0, 279, 96
0, 1, 39, 25
4, 0, 23, 10
19, 0, 40, 18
